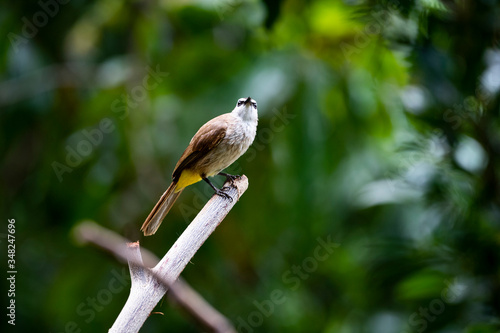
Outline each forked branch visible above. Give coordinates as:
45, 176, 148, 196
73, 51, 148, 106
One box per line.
75, 175, 248, 333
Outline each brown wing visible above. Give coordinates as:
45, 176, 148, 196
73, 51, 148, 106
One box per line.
172, 115, 228, 182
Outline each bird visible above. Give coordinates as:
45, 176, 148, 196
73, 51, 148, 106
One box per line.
141, 96, 258, 236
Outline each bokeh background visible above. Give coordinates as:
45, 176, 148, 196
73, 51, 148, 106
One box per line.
2, 0, 500, 332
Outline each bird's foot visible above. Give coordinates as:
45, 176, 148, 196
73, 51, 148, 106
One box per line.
214, 187, 233, 202
218, 172, 240, 185
204, 176, 234, 202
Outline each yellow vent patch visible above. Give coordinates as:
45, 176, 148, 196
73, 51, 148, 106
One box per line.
175, 169, 202, 192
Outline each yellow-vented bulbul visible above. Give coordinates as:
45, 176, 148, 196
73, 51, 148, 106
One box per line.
141, 97, 258, 236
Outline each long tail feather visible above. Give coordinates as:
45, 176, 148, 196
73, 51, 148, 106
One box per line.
141, 182, 183, 236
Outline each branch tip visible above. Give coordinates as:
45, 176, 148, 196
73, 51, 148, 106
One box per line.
128, 241, 140, 248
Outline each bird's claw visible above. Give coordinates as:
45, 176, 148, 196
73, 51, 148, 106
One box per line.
219, 172, 240, 185
226, 174, 240, 182
215, 188, 233, 202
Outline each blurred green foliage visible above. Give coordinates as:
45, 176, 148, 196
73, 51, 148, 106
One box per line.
2, 0, 500, 332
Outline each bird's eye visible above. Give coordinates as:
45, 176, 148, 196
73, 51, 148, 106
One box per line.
237, 101, 244, 106
252, 102, 257, 108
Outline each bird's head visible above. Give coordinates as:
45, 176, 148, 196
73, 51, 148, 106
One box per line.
233, 96, 258, 121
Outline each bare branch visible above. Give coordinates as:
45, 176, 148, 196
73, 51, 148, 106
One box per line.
74, 175, 248, 333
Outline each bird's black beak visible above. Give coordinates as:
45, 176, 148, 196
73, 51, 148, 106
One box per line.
244, 96, 252, 104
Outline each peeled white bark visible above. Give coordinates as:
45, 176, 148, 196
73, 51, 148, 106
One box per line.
108, 176, 248, 332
